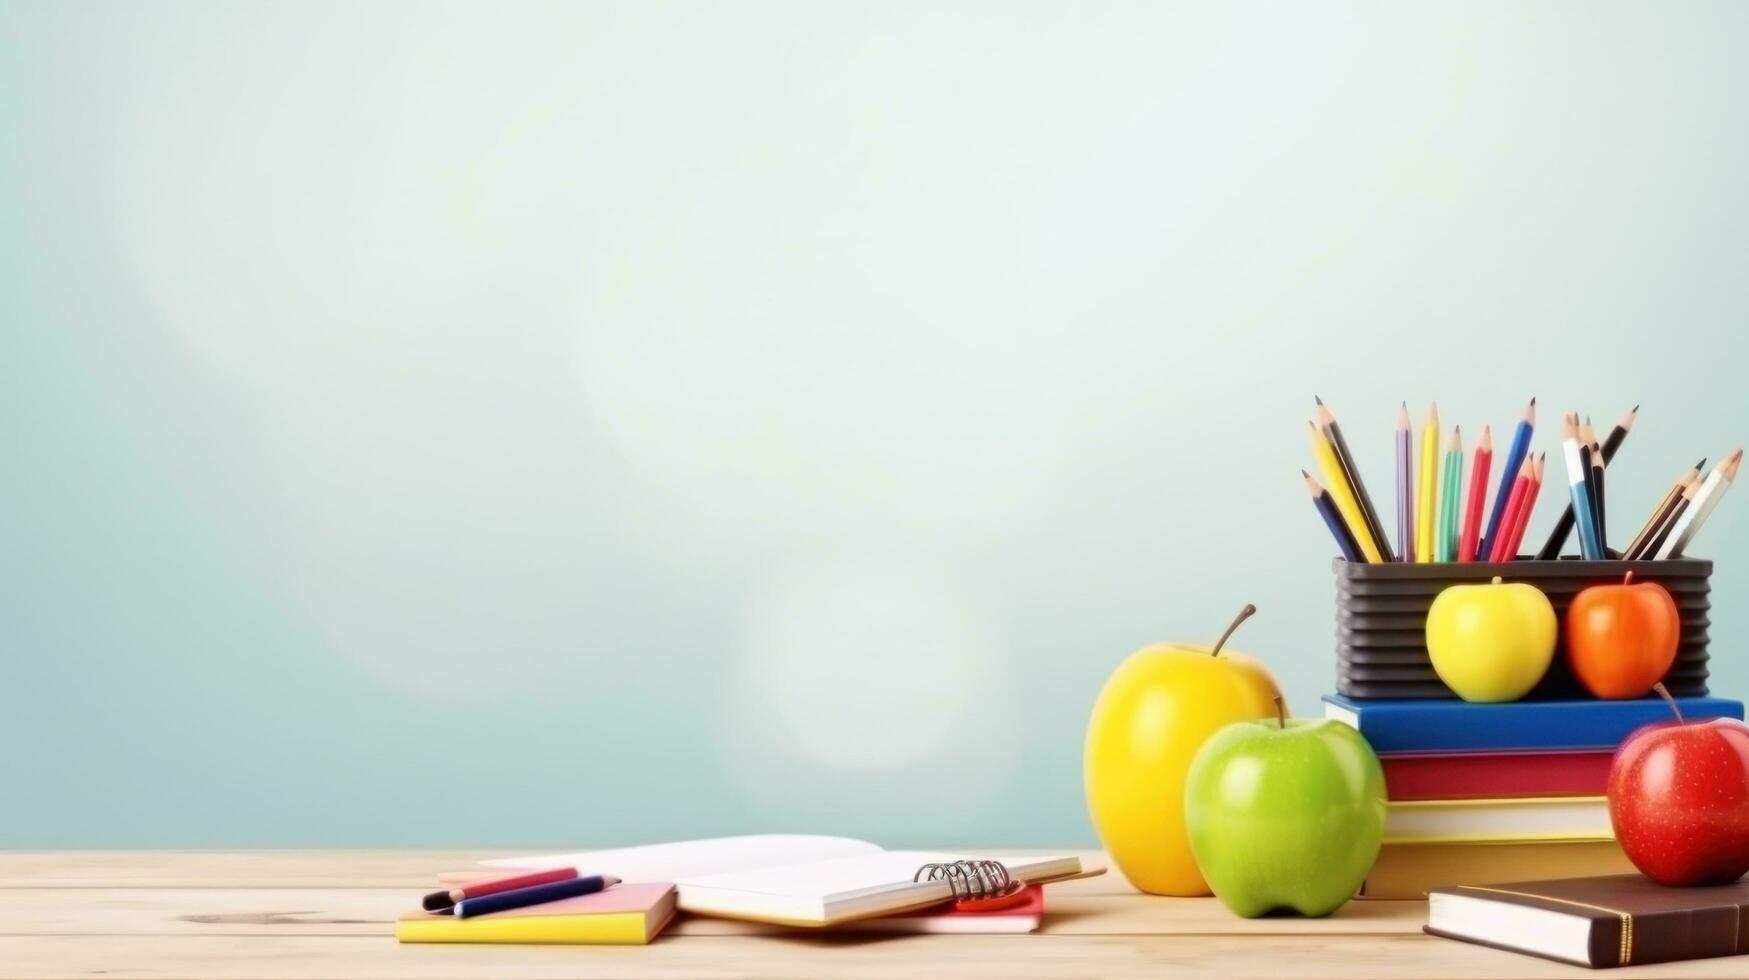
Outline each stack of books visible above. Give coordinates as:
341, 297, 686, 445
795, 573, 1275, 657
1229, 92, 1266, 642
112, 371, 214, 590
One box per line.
1324, 694, 1745, 899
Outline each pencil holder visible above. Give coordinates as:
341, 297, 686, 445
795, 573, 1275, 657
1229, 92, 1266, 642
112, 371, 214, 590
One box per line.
1334, 557, 1712, 700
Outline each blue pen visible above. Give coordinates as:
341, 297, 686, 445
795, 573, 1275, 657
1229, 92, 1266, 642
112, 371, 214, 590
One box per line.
453, 874, 620, 918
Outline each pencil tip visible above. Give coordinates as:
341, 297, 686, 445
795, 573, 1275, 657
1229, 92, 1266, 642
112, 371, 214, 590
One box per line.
1632, 404, 1640, 413
1300, 469, 1310, 478
1314, 395, 1323, 405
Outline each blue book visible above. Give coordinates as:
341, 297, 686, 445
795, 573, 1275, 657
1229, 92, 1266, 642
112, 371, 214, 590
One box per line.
1322, 694, 1744, 753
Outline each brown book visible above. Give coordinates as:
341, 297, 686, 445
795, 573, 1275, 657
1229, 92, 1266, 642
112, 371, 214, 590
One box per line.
1426, 874, 1749, 968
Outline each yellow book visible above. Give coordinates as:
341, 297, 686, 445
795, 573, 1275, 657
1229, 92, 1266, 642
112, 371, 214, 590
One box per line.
396, 882, 676, 945
1361, 839, 1634, 900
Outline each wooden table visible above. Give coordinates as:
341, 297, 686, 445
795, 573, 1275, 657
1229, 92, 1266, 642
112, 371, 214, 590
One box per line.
2, 851, 1742, 978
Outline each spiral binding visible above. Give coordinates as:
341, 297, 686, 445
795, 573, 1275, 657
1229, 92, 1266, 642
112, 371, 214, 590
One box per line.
912, 860, 1018, 900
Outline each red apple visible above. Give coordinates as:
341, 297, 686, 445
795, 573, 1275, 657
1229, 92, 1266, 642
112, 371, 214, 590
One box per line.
1567, 572, 1680, 699
1608, 685, 1749, 886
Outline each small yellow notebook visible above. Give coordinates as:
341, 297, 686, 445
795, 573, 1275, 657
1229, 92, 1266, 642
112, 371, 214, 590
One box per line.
396, 881, 676, 945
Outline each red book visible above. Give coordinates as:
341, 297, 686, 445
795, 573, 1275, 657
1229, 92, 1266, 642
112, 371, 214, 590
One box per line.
1381, 750, 1613, 801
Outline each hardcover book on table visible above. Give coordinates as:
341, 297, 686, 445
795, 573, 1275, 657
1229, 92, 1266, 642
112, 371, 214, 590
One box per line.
1427, 874, 1749, 968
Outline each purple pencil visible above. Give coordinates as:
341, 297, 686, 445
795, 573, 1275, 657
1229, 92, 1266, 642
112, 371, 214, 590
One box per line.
1396, 402, 1414, 562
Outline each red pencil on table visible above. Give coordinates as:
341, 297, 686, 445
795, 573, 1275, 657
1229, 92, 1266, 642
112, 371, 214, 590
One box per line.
422, 867, 579, 912
1488, 456, 1535, 563
1499, 453, 1545, 561
1458, 426, 1492, 562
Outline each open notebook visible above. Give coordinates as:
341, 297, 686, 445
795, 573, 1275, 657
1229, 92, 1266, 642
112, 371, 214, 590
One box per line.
480, 835, 1100, 927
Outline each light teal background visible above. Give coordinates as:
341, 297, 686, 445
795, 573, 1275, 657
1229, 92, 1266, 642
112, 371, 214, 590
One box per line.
4, 1, 1747, 847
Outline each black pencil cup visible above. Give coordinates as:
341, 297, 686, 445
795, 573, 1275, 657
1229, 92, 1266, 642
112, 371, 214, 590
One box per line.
1334, 557, 1713, 700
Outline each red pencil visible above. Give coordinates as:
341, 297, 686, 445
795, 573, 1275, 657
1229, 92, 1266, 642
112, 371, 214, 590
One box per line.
422, 867, 579, 912
1487, 456, 1535, 562
1499, 453, 1545, 561
1458, 426, 1493, 562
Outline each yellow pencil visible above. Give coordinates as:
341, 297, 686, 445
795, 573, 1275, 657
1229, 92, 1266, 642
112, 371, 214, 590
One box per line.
1308, 421, 1384, 562
1416, 403, 1440, 563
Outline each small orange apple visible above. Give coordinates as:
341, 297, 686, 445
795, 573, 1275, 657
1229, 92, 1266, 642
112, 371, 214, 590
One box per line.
1567, 572, 1680, 699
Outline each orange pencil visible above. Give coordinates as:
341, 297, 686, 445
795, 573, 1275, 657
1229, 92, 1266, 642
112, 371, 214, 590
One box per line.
1458, 426, 1493, 562
1487, 455, 1535, 562
1500, 453, 1545, 560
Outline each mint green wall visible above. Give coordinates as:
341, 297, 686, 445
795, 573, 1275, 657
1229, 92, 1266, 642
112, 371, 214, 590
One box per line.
4, 1, 1747, 846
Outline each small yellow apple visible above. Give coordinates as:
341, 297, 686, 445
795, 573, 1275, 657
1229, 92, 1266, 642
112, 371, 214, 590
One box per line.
1084, 605, 1284, 896
1425, 576, 1556, 702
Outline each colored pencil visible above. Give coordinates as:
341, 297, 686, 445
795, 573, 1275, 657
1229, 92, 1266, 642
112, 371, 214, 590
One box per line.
1416, 403, 1439, 563
1640, 474, 1699, 562
1477, 398, 1535, 562
1315, 397, 1395, 562
1304, 470, 1363, 561
1584, 417, 1607, 554
1458, 426, 1492, 562
1487, 455, 1534, 562
423, 867, 579, 912
1656, 449, 1743, 558
1561, 413, 1603, 559
1396, 402, 1415, 563
1436, 428, 1462, 561
1536, 405, 1636, 558
1500, 453, 1545, 560
1308, 421, 1383, 562
454, 875, 621, 918
1577, 419, 1599, 549
1623, 459, 1704, 560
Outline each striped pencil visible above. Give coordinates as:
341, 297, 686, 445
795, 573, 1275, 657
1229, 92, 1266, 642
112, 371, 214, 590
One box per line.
1478, 398, 1535, 562
1458, 426, 1492, 562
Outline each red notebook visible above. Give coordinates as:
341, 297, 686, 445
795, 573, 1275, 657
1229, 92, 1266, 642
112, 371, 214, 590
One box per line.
1381, 749, 1613, 801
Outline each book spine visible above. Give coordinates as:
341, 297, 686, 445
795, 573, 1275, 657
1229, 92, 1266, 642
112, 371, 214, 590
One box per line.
1618, 906, 1745, 966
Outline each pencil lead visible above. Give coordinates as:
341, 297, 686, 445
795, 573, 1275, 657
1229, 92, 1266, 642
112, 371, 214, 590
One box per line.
1300, 469, 1310, 478
1314, 395, 1324, 405
1696, 457, 1709, 470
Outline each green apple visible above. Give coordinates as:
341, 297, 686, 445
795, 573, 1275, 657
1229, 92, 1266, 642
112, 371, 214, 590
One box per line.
1425, 576, 1556, 702
1184, 702, 1385, 918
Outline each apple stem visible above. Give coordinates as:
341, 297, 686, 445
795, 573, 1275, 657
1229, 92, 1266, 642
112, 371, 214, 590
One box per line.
1272, 694, 1286, 729
1210, 604, 1257, 658
1624, 571, 1635, 586
1653, 682, 1684, 724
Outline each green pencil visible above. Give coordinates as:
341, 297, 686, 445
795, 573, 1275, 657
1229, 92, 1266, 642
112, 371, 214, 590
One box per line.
1437, 427, 1463, 561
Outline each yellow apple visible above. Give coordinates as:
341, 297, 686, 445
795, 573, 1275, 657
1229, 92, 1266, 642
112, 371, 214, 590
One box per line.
1425, 576, 1556, 703
1084, 605, 1284, 896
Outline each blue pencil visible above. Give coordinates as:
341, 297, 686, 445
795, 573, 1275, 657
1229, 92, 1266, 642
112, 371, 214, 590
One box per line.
1561, 414, 1603, 559
453, 874, 620, 918
1305, 470, 1363, 561
1477, 397, 1535, 561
